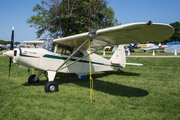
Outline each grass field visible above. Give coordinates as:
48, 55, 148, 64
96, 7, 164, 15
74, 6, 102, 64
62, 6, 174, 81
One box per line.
0, 51, 4, 55
95, 49, 178, 56
0, 56, 180, 119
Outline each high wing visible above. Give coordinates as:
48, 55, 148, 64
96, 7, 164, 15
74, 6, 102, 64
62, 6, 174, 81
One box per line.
53, 22, 174, 50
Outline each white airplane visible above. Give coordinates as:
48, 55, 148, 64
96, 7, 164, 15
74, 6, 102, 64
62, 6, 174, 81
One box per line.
4, 21, 174, 93
129, 43, 168, 51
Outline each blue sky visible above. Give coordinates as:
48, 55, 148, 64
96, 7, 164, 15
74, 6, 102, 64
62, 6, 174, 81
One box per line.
0, 0, 180, 43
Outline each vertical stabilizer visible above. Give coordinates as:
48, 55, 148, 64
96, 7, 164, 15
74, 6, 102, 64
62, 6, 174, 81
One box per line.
110, 45, 126, 68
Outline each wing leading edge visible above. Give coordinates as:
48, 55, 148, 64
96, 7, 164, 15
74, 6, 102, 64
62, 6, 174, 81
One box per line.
53, 22, 174, 49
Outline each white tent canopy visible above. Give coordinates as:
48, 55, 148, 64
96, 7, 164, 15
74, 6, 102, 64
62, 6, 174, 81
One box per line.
164, 45, 180, 53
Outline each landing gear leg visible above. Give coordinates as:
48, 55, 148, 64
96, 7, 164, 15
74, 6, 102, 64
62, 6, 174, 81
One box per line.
45, 71, 58, 93
28, 69, 44, 83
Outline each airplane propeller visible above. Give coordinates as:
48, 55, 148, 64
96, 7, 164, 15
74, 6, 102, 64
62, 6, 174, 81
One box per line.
8, 27, 14, 79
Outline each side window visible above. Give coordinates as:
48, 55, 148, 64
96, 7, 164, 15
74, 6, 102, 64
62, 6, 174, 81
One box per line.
56, 44, 63, 54
55, 44, 84, 57
74, 51, 84, 57
56, 44, 74, 56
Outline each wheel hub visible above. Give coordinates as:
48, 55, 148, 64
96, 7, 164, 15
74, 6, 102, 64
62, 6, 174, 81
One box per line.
49, 85, 55, 91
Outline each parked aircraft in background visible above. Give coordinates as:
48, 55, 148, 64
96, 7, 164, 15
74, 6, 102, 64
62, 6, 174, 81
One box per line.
0, 46, 7, 51
23, 41, 44, 48
129, 43, 168, 52
104, 46, 111, 51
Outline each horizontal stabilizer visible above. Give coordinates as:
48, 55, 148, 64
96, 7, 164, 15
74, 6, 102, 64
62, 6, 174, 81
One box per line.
18, 65, 29, 69
126, 63, 143, 66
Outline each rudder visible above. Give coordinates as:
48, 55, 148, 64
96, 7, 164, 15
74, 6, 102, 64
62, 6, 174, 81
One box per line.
110, 45, 126, 68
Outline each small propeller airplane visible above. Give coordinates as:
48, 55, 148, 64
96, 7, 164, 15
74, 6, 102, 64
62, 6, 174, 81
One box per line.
129, 43, 169, 51
4, 21, 174, 93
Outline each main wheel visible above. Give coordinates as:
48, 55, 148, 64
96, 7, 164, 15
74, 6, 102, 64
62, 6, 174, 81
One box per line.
45, 81, 58, 93
28, 75, 39, 83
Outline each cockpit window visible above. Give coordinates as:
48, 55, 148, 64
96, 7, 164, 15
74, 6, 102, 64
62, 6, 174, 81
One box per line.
39, 40, 84, 57
39, 40, 74, 55
39, 40, 54, 52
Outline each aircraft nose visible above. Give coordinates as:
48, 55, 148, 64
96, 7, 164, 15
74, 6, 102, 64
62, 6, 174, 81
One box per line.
4, 50, 14, 58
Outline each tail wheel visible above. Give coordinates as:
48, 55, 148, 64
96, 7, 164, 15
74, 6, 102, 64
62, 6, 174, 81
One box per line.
45, 81, 58, 93
28, 75, 39, 83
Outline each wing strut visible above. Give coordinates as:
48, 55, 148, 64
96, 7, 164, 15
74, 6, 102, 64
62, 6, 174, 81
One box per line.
56, 39, 89, 72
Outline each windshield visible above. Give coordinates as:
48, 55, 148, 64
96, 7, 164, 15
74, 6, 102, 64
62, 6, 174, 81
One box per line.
39, 40, 54, 52
39, 40, 83, 57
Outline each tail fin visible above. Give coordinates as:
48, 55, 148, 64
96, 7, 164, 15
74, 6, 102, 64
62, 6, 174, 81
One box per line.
129, 44, 134, 47
110, 45, 126, 68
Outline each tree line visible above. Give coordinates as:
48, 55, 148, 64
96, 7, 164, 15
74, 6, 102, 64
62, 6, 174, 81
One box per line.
162, 22, 180, 44
0, 40, 20, 45
26, 0, 120, 39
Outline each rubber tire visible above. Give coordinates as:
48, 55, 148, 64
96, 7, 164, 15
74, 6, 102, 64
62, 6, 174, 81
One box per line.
28, 75, 39, 83
45, 81, 58, 93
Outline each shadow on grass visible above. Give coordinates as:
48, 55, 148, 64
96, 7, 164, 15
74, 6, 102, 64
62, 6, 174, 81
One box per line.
23, 71, 148, 97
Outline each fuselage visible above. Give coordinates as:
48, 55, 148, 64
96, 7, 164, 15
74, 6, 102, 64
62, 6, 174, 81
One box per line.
13, 47, 119, 73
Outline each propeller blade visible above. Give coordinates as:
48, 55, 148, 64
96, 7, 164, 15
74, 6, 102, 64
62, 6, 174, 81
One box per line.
10, 26, 14, 50
8, 26, 14, 79
8, 58, 12, 80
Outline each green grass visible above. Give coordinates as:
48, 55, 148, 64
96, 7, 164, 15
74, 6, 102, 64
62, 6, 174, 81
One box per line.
96, 49, 178, 56
0, 56, 180, 119
0, 51, 4, 55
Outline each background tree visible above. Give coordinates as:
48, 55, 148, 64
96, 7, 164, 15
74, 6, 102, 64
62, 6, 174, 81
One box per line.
0, 40, 11, 45
27, 0, 120, 39
162, 21, 180, 44
39, 39, 47, 41
14, 42, 20, 45
0, 40, 6, 45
